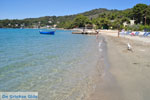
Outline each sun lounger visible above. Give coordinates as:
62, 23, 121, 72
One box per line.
145, 32, 150, 37
135, 32, 140, 36
130, 32, 135, 36
143, 32, 148, 36
120, 32, 125, 35
130, 32, 140, 36
126, 31, 132, 35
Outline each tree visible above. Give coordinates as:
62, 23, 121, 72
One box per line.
132, 4, 148, 24
120, 17, 130, 24
93, 17, 110, 29
72, 15, 91, 28
144, 6, 150, 25
112, 19, 122, 29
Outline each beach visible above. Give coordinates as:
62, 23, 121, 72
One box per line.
1, 29, 150, 100
89, 30, 150, 100
0, 0, 150, 99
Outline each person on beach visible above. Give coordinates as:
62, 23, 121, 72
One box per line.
118, 30, 120, 37
96, 34, 98, 39
96, 30, 99, 39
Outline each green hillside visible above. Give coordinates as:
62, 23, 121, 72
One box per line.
0, 8, 117, 28
0, 3, 150, 30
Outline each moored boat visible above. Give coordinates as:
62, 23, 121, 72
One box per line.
39, 31, 55, 35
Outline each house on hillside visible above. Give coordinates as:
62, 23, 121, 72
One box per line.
123, 20, 135, 27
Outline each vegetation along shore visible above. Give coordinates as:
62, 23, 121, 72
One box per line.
0, 3, 150, 31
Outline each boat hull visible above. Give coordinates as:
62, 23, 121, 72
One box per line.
40, 31, 55, 35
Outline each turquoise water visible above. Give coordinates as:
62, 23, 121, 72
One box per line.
0, 29, 100, 100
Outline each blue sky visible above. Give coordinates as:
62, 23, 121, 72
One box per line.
0, 0, 149, 19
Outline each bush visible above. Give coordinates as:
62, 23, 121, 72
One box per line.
125, 24, 150, 31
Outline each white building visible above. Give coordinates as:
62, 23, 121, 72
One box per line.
123, 20, 135, 27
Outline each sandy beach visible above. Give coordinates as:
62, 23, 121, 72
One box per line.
89, 30, 150, 100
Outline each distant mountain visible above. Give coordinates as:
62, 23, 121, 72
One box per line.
24, 8, 119, 23
1, 3, 149, 29
0, 8, 121, 28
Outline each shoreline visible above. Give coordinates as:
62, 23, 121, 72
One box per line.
88, 34, 124, 100
89, 31, 150, 100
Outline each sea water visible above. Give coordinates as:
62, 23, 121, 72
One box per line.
0, 29, 102, 100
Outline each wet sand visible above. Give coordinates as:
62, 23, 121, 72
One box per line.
89, 31, 150, 100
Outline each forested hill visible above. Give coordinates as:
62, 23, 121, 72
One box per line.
0, 8, 118, 28
0, 3, 150, 30
79, 8, 110, 17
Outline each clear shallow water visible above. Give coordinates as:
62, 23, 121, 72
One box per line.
0, 29, 100, 100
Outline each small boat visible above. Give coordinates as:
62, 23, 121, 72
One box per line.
39, 31, 55, 35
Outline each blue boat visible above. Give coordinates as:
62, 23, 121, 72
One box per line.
39, 31, 55, 35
